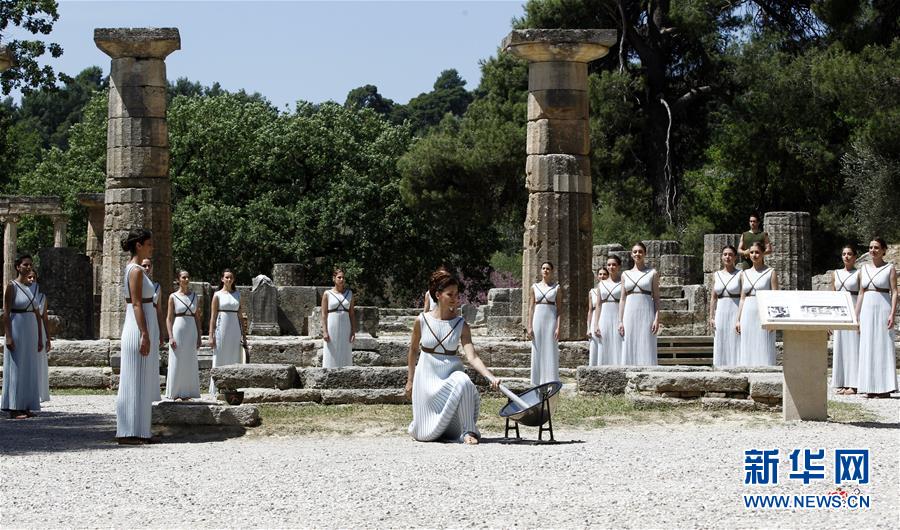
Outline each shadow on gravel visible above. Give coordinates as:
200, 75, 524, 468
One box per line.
0, 412, 118, 455
482, 437, 586, 446
844, 421, 900, 429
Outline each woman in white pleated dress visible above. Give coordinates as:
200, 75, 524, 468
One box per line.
587, 267, 609, 366
594, 255, 624, 365
619, 243, 660, 365
710, 245, 741, 367
208, 269, 245, 395
855, 238, 898, 399
736, 241, 779, 366
527, 262, 562, 385
832, 245, 861, 394
116, 229, 160, 444
165, 270, 201, 400
142, 257, 164, 401
1, 255, 44, 419
406, 269, 500, 444
321, 267, 356, 368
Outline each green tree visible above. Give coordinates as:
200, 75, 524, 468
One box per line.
344, 84, 395, 116
0, 0, 64, 94
403, 69, 474, 133
16, 65, 105, 148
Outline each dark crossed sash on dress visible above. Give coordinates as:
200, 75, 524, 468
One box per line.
743, 268, 772, 297
10, 281, 38, 313
716, 271, 741, 299
326, 290, 351, 313
153, 283, 161, 308
420, 315, 463, 355
534, 283, 558, 304
834, 269, 859, 296
862, 264, 892, 294
600, 282, 620, 303
174, 292, 197, 317
624, 270, 652, 295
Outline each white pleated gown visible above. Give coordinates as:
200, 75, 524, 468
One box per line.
857, 264, 897, 394
210, 290, 242, 395
739, 267, 776, 366
622, 269, 658, 365
116, 263, 160, 438
36, 292, 50, 402
1, 281, 41, 412
149, 282, 162, 401
530, 283, 560, 385
598, 279, 623, 365
713, 270, 742, 368
165, 292, 201, 399
587, 288, 602, 366
409, 314, 480, 442
323, 290, 353, 368
832, 269, 860, 388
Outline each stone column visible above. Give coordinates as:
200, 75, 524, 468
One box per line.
2, 215, 19, 287
503, 29, 616, 340
52, 215, 68, 248
95, 28, 180, 338
764, 211, 811, 290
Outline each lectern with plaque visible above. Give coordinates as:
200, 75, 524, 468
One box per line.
755, 290, 859, 420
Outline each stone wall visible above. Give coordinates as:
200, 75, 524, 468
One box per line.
477, 288, 524, 336
37, 248, 94, 339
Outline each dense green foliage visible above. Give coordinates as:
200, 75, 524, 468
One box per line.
0, 0, 64, 94
0, 0, 897, 302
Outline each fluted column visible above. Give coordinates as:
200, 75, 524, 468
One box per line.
52, 215, 68, 247
95, 28, 180, 338
3, 215, 20, 287
503, 29, 616, 340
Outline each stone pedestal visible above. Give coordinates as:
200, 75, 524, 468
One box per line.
782, 330, 827, 421
503, 28, 616, 341
37, 248, 94, 339
659, 254, 693, 286
95, 28, 180, 338
272, 263, 305, 286
764, 212, 811, 290
249, 280, 280, 336
642, 240, 680, 270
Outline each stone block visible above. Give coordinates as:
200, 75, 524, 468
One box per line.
627, 371, 748, 393
526, 118, 590, 155
812, 272, 833, 292
109, 57, 168, 87
460, 304, 477, 325
48, 367, 113, 389
528, 61, 588, 91
240, 388, 322, 404
764, 211, 812, 290
700, 397, 769, 412
577, 366, 628, 394
272, 263, 305, 286
109, 85, 167, 118
152, 401, 260, 427
37, 248, 94, 339
659, 298, 688, 311
106, 146, 170, 178
747, 374, 783, 400
94, 28, 181, 59
525, 154, 591, 192
608, 250, 633, 270
276, 286, 320, 335
641, 240, 680, 269
46, 339, 110, 366
659, 254, 694, 286
354, 306, 380, 337
249, 280, 280, 336
107, 117, 168, 148
658, 310, 695, 336
320, 388, 410, 405
245, 337, 318, 365
210, 363, 298, 391
703, 234, 741, 273
485, 316, 524, 337
527, 89, 589, 120
502, 29, 618, 63
299, 367, 407, 390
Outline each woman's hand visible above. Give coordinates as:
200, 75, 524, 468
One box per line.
5, 337, 14, 352
618, 322, 625, 337
651, 319, 660, 335
735, 322, 741, 335
349, 332, 356, 343
554, 327, 560, 341
139, 332, 150, 356
404, 379, 413, 397
593, 327, 602, 339
208, 337, 216, 350
708, 318, 716, 331
170, 340, 178, 350
323, 331, 331, 342
489, 376, 501, 391
888, 315, 895, 330
526, 328, 533, 340
45, 338, 51, 352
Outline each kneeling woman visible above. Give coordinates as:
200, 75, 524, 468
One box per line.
406, 269, 500, 444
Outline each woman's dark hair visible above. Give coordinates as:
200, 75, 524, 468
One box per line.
14, 253, 32, 268
177, 269, 190, 279
632, 241, 647, 252
749, 211, 762, 222
541, 261, 554, 271
221, 268, 237, 292
606, 255, 622, 265
597, 266, 609, 276
749, 241, 766, 253
841, 245, 857, 256
429, 268, 459, 301
722, 245, 737, 255
870, 237, 888, 250
333, 267, 345, 277
120, 228, 152, 255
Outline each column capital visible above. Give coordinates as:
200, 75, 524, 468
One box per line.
1, 214, 20, 225
51, 213, 68, 224
0, 46, 13, 72
94, 28, 181, 59
502, 29, 617, 63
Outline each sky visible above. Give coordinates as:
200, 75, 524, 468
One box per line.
13, 0, 527, 108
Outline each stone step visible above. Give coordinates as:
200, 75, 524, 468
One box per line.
658, 298, 689, 311
659, 285, 683, 298
152, 401, 260, 427
378, 308, 422, 317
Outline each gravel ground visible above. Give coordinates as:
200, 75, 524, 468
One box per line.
1, 390, 897, 529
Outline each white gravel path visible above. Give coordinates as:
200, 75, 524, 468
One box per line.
1, 391, 897, 529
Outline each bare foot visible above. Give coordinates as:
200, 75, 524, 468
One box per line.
845, 388, 856, 395
463, 433, 479, 445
